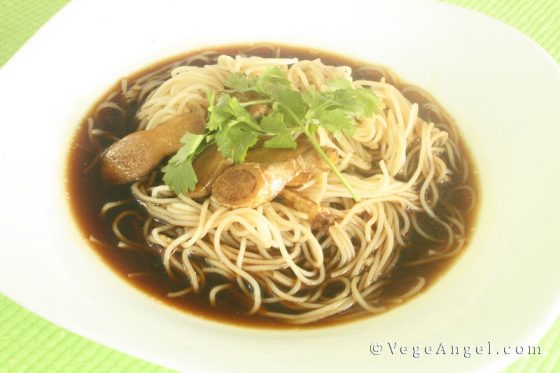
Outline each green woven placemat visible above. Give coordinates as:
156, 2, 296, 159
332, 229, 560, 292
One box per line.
1, 0, 558, 371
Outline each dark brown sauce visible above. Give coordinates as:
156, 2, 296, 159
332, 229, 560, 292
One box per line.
66, 43, 479, 329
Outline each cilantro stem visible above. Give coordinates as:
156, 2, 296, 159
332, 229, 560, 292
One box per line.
278, 102, 361, 201
303, 129, 361, 202
229, 119, 263, 133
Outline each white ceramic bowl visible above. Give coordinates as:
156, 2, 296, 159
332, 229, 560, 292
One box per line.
1, 0, 559, 372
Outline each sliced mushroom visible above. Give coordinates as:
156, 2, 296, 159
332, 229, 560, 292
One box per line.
188, 144, 231, 198
187, 139, 315, 199
286, 170, 315, 187
100, 113, 205, 184
190, 138, 320, 199
279, 188, 334, 229
244, 138, 312, 163
212, 146, 338, 209
245, 138, 337, 187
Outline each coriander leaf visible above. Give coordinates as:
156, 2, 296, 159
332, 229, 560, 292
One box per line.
301, 87, 328, 110
161, 133, 205, 195
161, 69, 385, 202
256, 67, 291, 92
168, 144, 193, 164
352, 87, 385, 118
208, 93, 234, 131
179, 132, 205, 155
164, 132, 204, 169
326, 78, 353, 91
328, 89, 369, 118
216, 123, 259, 163
208, 93, 260, 132
256, 68, 306, 119
225, 73, 258, 92
328, 89, 357, 109
315, 108, 355, 137
227, 96, 258, 128
264, 133, 297, 149
260, 113, 296, 148
162, 158, 198, 195
273, 87, 307, 121
260, 112, 288, 134
326, 80, 385, 119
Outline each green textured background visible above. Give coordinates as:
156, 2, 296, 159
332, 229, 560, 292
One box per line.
0, 0, 559, 371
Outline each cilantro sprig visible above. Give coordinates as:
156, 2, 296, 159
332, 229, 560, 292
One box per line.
162, 67, 384, 200
162, 132, 205, 193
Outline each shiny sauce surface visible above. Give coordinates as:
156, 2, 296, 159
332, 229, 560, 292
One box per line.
67, 44, 479, 328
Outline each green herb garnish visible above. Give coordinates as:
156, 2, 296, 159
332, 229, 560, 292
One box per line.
162, 67, 384, 200
162, 132, 205, 193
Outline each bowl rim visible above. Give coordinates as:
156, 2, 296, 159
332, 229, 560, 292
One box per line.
1, 0, 559, 372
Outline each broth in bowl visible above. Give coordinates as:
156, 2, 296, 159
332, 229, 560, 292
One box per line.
67, 43, 478, 328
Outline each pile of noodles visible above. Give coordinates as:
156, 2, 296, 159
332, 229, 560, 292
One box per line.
93, 51, 474, 324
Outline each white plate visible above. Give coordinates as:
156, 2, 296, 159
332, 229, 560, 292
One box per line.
1, 0, 559, 372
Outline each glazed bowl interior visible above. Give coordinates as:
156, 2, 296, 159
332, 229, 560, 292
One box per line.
0, 1, 559, 372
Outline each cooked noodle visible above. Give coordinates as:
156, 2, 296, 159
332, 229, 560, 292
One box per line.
83, 46, 476, 325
